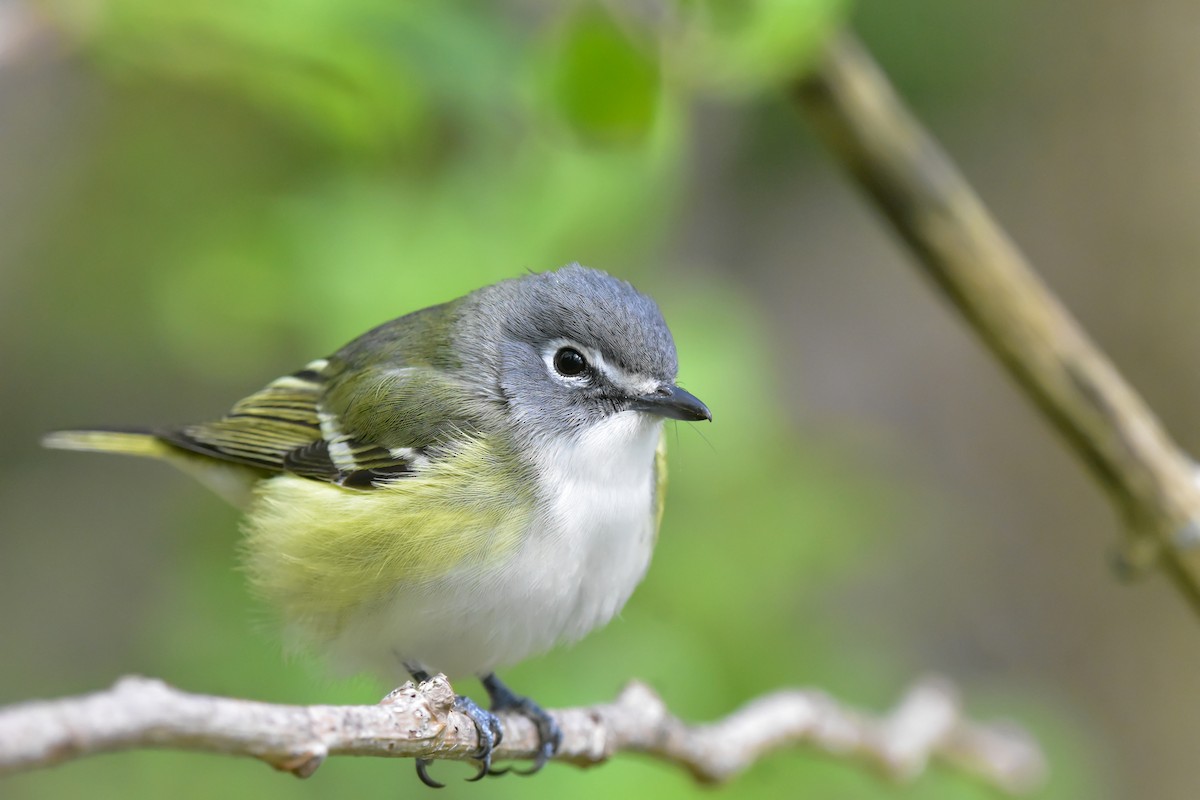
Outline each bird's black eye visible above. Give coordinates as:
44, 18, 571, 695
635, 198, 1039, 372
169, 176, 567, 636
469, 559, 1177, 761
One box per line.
553, 347, 588, 377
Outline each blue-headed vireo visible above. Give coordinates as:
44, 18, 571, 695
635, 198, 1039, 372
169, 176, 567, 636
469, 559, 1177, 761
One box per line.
44, 264, 711, 786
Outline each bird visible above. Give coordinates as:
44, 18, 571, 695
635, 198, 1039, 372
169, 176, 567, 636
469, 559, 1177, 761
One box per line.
43, 263, 711, 786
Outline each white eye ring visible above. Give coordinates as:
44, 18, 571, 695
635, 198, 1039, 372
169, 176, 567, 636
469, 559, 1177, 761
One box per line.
543, 340, 597, 384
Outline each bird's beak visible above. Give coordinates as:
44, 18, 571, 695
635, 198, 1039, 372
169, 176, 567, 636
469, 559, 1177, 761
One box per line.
631, 384, 712, 422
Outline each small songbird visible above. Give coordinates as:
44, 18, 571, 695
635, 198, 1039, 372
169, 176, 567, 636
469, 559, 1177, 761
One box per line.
44, 264, 711, 786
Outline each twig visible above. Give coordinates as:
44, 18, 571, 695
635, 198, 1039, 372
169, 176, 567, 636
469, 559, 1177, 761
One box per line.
793, 31, 1200, 614
0, 674, 1044, 793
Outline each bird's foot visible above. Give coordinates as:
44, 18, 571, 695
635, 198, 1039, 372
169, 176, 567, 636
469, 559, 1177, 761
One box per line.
482, 673, 563, 776
456, 694, 504, 781
407, 672, 503, 788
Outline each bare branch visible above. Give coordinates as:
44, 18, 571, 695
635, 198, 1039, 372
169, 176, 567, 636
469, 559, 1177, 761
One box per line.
793, 31, 1200, 614
0, 674, 1044, 792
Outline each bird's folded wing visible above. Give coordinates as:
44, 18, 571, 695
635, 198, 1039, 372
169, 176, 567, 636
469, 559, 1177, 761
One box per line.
157, 362, 420, 487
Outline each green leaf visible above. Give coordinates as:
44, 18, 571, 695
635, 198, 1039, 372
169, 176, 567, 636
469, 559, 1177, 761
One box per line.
45, 0, 443, 154
548, 7, 662, 146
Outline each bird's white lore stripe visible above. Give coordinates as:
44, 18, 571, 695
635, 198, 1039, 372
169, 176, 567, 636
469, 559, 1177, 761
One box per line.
543, 338, 661, 394
592, 351, 661, 394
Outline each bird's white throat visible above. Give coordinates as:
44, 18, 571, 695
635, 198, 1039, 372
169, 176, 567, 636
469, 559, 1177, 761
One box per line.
535, 411, 664, 512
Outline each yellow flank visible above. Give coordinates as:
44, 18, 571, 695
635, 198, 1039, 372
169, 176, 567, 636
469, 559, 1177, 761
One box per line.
242, 435, 536, 641
653, 428, 668, 535
42, 429, 169, 458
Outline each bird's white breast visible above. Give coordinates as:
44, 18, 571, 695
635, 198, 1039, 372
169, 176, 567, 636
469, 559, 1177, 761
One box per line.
331, 414, 665, 679
528, 412, 664, 638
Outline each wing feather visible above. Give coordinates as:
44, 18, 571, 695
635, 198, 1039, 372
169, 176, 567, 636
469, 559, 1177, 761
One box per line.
158, 364, 419, 487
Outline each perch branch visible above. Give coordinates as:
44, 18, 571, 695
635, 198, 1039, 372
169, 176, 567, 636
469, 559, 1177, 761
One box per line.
0, 674, 1043, 793
794, 31, 1200, 614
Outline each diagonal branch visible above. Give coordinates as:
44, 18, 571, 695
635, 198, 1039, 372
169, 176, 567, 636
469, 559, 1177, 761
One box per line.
793, 31, 1200, 615
0, 674, 1044, 793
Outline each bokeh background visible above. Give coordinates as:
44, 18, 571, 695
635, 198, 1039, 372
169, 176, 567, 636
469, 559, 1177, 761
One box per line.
3, 0, 1199, 797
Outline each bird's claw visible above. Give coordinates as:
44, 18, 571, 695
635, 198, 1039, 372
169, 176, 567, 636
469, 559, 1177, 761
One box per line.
455, 694, 503, 782
415, 757, 444, 789
515, 732, 561, 775
409, 692, 503, 787
508, 714, 562, 775
482, 674, 563, 777
407, 672, 560, 786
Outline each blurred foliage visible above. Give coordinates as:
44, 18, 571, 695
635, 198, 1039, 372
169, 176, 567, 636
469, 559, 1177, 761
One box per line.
1, 0, 1100, 798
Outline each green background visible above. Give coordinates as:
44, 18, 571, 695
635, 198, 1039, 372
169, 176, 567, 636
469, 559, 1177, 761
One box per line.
4, 0, 1198, 797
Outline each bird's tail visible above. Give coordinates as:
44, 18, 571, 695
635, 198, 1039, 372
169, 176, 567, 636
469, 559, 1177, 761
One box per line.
41, 428, 170, 460
43, 427, 257, 507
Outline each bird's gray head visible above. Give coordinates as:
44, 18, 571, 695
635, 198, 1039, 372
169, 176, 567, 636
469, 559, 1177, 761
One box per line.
457, 264, 710, 438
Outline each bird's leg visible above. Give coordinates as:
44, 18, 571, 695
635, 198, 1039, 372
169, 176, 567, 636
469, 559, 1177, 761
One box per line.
481, 672, 563, 776
407, 668, 503, 788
